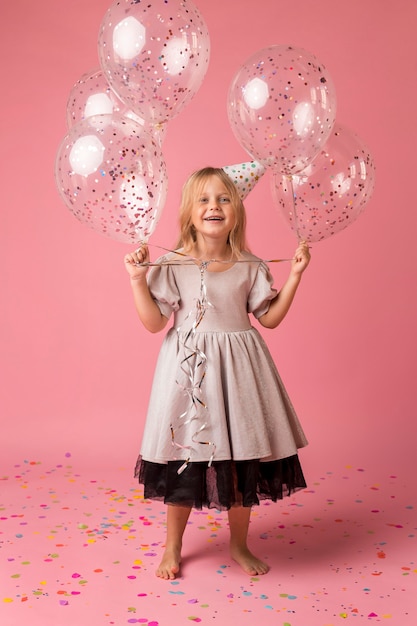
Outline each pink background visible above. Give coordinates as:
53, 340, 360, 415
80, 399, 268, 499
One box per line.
2, 0, 416, 481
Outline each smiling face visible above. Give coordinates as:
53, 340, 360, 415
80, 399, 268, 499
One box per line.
177, 167, 247, 257
190, 175, 236, 243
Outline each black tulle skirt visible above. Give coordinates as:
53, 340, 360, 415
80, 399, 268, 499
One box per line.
134, 455, 307, 510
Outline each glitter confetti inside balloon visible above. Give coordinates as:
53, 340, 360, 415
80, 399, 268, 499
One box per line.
54, 114, 168, 244
227, 45, 337, 175
272, 123, 376, 242
98, 0, 210, 124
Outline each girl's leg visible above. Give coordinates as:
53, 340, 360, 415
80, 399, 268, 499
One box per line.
227, 506, 270, 575
156, 504, 192, 579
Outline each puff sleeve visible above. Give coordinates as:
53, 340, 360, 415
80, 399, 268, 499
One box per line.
147, 256, 181, 319
247, 262, 278, 319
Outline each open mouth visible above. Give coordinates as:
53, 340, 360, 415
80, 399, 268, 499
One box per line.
204, 216, 224, 221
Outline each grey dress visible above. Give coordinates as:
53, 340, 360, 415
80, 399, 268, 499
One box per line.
135, 250, 308, 510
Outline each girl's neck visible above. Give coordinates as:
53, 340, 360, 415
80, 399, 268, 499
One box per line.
189, 239, 233, 262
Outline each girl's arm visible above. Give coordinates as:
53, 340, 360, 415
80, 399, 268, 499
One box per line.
124, 244, 169, 334
258, 241, 311, 330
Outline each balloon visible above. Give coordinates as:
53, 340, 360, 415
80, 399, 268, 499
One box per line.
66, 68, 167, 146
272, 123, 376, 242
227, 45, 337, 175
66, 68, 138, 126
55, 114, 168, 244
97, 0, 210, 124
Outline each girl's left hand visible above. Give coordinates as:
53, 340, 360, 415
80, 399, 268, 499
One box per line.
291, 240, 311, 275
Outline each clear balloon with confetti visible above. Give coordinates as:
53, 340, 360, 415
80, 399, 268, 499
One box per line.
55, 113, 168, 244
272, 123, 376, 242
66, 68, 168, 146
66, 68, 138, 126
98, 0, 210, 124
228, 45, 337, 175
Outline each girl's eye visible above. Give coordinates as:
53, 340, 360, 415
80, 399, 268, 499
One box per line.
197, 196, 230, 204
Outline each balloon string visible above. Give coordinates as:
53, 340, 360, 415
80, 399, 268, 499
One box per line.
287, 176, 302, 241
135, 243, 294, 266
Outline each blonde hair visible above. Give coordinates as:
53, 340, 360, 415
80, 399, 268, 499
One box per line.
175, 167, 247, 258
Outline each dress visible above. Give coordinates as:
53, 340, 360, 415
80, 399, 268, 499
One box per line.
135, 250, 308, 510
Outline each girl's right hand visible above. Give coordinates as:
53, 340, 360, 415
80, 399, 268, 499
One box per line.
124, 244, 150, 279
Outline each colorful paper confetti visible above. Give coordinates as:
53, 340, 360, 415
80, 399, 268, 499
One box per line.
0, 458, 415, 625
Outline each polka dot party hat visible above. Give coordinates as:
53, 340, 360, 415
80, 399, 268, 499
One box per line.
222, 161, 265, 200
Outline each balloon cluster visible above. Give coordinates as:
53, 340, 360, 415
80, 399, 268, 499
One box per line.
227, 44, 375, 242
55, 0, 210, 244
55, 2, 374, 246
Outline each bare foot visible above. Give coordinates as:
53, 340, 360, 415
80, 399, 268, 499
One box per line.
155, 546, 182, 580
230, 544, 270, 576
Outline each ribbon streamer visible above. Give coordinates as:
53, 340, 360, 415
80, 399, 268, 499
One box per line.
170, 261, 217, 474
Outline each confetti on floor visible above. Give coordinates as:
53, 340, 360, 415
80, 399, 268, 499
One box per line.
0, 457, 415, 625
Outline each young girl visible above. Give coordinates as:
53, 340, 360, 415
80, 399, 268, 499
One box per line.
124, 167, 311, 580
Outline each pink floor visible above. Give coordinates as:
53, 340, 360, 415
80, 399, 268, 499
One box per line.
1, 455, 415, 626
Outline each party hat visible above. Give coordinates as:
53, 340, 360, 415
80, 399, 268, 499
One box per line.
222, 161, 265, 200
